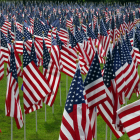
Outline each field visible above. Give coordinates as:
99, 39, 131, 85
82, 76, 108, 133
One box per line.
0, 62, 140, 140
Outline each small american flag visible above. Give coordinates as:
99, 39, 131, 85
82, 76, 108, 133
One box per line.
5, 49, 23, 129
59, 64, 93, 140
84, 52, 107, 110
23, 44, 51, 114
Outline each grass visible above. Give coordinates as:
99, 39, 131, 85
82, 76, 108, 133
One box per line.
0, 62, 140, 140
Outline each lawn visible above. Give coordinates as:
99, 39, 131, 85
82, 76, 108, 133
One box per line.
0, 62, 140, 140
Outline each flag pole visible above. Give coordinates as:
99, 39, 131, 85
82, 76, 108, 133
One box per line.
42, 31, 47, 120
11, 117, 13, 140
11, 40, 14, 140
36, 110, 37, 132
95, 45, 98, 140
60, 81, 62, 106
24, 112, 26, 140
22, 37, 26, 140
51, 29, 54, 114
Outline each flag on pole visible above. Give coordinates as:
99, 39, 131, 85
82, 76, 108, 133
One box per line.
43, 39, 61, 106
5, 49, 23, 129
23, 44, 51, 114
98, 50, 124, 138
84, 52, 107, 110
59, 63, 93, 140
0, 51, 4, 80
117, 99, 140, 140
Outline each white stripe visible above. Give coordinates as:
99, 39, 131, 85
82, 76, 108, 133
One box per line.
88, 94, 106, 107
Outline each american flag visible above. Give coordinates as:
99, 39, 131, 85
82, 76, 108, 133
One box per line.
34, 18, 49, 38
15, 27, 24, 54
75, 26, 91, 66
43, 39, 61, 106
59, 64, 93, 140
126, 31, 138, 69
51, 34, 63, 71
117, 99, 140, 140
25, 41, 43, 113
84, 52, 107, 110
23, 26, 32, 54
1, 31, 11, 63
5, 49, 23, 129
133, 31, 140, 65
99, 19, 110, 57
0, 14, 9, 37
122, 39, 139, 100
110, 16, 116, 45
0, 51, 4, 80
112, 44, 126, 130
6, 45, 23, 78
98, 50, 124, 138
23, 44, 51, 114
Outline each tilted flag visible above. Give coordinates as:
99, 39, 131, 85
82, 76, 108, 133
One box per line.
23, 44, 51, 114
122, 39, 139, 100
59, 64, 93, 140
5, 49, 23, 129
84, 52, 107, 110
43, 39, 61, 106
1, 31, 11, 63
99, 19, 110, 57
0, 51, 4, 80
117, 99, 140, 140
24, 41, 43, 113
112, 44, 126, 130
98, 50, 124, 138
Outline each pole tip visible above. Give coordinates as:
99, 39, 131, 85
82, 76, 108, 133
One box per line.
22, 37, 25, 40
77, 51, 79, 55
110, 40, 113, 44
95, 45, 98, 48
115, 38, 117, 41
11, 40, 14, 43
42, 31, 44, 34
76, 59, 79, 63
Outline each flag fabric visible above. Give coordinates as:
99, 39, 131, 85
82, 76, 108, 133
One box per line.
126, 31, 138, 69
98, 49, 124, 138
84, 52, 107, 110
1, 31, 11, 63
23, 44, 51, 114
112, 44, 126, 130
43, 39, 61, 106
59, 64, 93, 140
0, 52, 4, 80
24, 40, 43, 113
15, 27, 24, 54
99, 19, 110, 57
6, 45, 22, 78
117, 99, 140, 140
122, 39, 139, 100
5, 49, 23, 129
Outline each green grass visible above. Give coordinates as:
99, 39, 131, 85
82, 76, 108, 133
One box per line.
0, 63, 140, 140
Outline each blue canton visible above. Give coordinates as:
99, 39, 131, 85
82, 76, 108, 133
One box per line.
65, 66, 85, 114
23, 44, 31, 68
9, 48, 18, 82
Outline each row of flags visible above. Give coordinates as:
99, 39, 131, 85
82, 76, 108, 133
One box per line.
0, 1, 140, 139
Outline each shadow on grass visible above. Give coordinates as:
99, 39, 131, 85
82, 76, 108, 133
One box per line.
44, 114, 61, 133
28, 132, 44, 140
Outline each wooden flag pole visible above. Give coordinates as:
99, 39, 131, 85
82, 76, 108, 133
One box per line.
45, 104, 47, 122
95, 106, 97, 140
36, 110, 37, 132
60, 82, 62, 106
24, 113, 26, 140
22, 38, 26, 140
52, 104, 54, 114
11, 117, 13, 140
